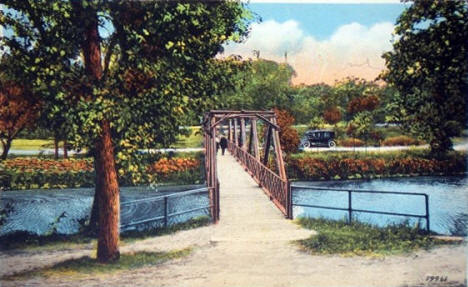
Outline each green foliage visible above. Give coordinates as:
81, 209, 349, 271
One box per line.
217, 59, 296, 110
0, 170, 95, 190
296, 218, 452, 256
0, 0, 252, 170
347, 111, 375, 142
292, 84, 332, 124
382, 0, 468, 155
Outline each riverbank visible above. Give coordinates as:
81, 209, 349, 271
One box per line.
1, 218, 465, 286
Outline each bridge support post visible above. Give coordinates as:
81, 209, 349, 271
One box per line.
208, 116, 220, 223
240, 118, 246, 150
263, 125, 272, 166
272, 117, 287, 180
234, 119, 238, 146
228, 119, 233, 141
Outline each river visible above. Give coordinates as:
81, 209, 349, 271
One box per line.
0, 184, 210, 236
292, 175, 468, 236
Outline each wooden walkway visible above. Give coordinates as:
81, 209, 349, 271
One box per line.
211, 153, 313, 242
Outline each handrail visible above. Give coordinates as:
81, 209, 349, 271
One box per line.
120, 187, 210, 229
291, 184, 430, 232
121, 187, 208, 206
228, 141, 290, 217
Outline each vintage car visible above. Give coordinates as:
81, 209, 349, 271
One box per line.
300, 129, 336, 148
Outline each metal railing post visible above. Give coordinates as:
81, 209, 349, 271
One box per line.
348, 190, 352, 224
287, 181, 293, 219
164, 196, 168, 228
425, 194, 430, 233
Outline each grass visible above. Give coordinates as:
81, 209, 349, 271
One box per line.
172, 127, 203, 148
290, 148, 466, 161
296, 218, 454, 257
0, 216, 211, 251
2, 248, 192, 280
10, 139, 54, 150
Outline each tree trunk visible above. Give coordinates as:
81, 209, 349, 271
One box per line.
54, 137, 59, 160
63, 139, 68, 159
95, 120, 120, 262
87, 151, 100, 236
74, 2, 120, 262
1, 139, 11, 160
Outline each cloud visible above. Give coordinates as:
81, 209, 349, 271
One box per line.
221, 20, 395, 85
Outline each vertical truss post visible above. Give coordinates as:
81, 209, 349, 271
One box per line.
263, 125, 272, 166
271, 117, 287, 180
234, 118, 238, 146
228, 119, 233, 141
209, 116, 219, 223
249, 119, 260, 161
240, 118, 246, 150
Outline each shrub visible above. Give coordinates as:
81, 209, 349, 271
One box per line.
274, 108, 300, 153
323, 106, 341, 125
347, 95, 380, 115
338, 138, 365, 147
286, 152, 467, 180
382, 136, 424, 146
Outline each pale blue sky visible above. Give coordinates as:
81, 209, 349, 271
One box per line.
247, 3, 408, 40
223, 2, 411, 84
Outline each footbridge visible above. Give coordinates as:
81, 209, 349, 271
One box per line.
203, 110, 291, 222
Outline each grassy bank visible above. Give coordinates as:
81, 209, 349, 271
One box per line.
10, 139, 54, 150
2, 248, 192, 280
296, 218, 453, 257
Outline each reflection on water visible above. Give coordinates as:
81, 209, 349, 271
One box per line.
0, 185, 209, 236
292, 176, 468, 236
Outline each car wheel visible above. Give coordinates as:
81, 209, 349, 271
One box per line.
328, 140, 336, 148
302, 141, 310, 148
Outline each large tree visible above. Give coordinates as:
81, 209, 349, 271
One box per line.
381, 0, 468, 155
1, 0, 250, 262
0, 76, 40, 160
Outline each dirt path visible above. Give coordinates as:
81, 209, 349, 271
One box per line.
1, 153, 466, 286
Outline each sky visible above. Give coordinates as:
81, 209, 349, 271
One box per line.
221, 1, 410, 85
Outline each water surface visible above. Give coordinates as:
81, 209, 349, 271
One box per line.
0, 184, 209, 236
292, 176, 468, 236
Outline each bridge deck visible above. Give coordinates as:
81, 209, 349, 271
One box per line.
211, 153, 312, 242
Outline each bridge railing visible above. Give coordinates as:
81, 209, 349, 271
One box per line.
228, 141, 291, 217
120, 187, 211, 231
290, 184, 430, 232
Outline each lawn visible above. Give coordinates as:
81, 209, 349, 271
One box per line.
296, 218, 453, 257
2, 248, 192, 280
172, 126, 203, 148
10, 139, 54, 150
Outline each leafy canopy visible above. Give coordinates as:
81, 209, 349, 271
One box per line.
1, 1, 252, 185
381, 0, 468, 155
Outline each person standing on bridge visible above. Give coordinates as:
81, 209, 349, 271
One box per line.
220, 136, 228, 155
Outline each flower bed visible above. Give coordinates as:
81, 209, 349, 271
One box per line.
286, 152, 466, 180
1, 155, 204, 190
